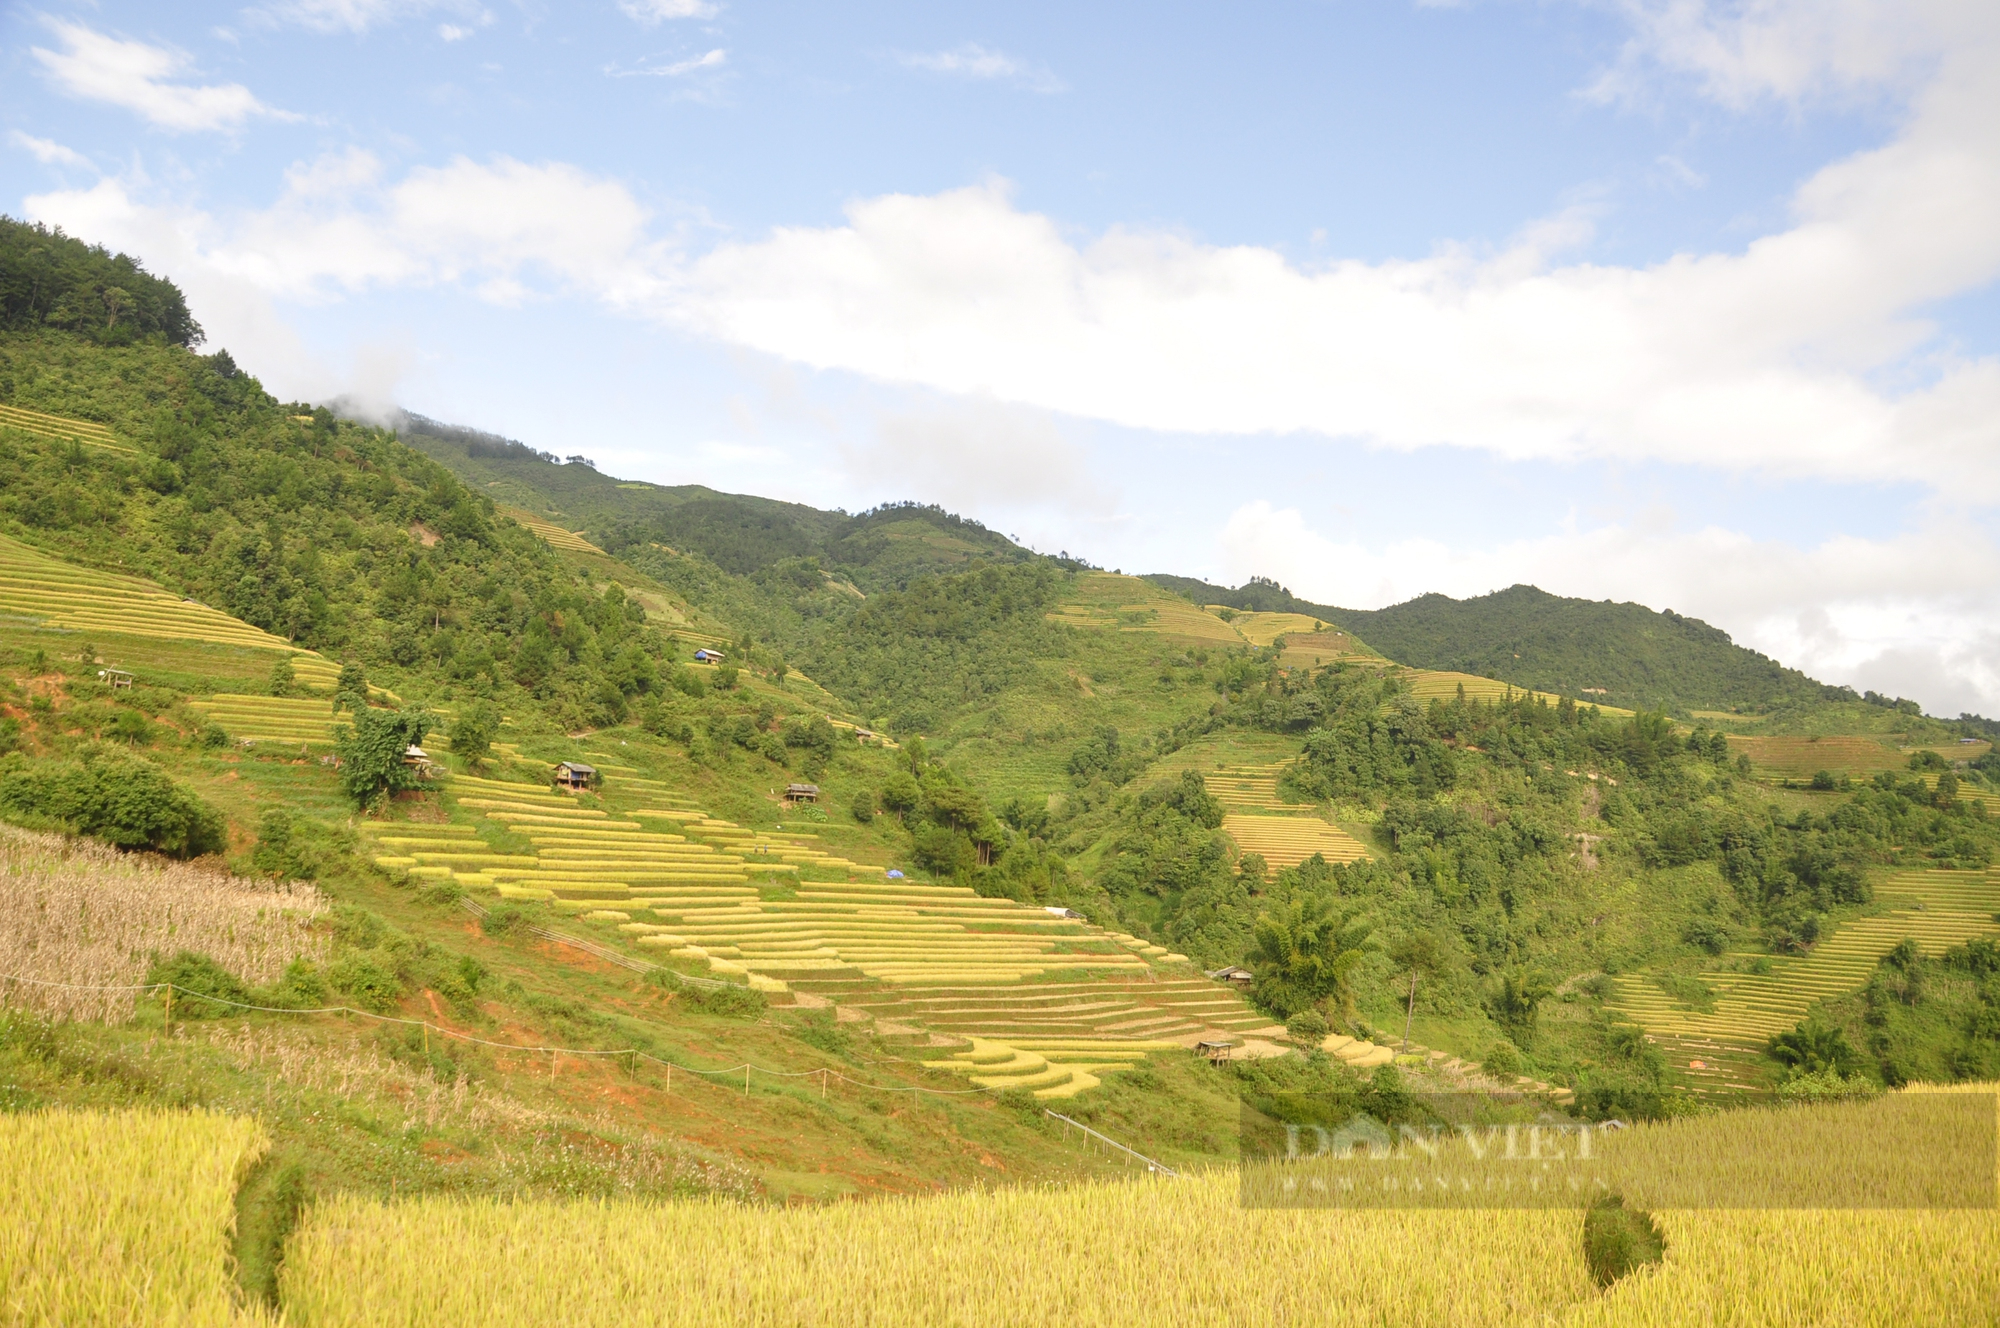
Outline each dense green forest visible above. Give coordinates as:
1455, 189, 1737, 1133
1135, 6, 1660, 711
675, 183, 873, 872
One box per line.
0, 217, 202, 348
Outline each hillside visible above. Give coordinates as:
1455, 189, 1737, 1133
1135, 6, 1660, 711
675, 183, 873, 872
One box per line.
1150, 575, 1842, 716
5, 220, 2000, 1294
398, 414, 1031, 590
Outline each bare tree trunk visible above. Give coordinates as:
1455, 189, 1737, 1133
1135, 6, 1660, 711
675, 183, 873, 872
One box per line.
1402, 969, 1418, 1052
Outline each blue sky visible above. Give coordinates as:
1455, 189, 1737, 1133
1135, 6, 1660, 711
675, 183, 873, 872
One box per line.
5, 0, 1998, 715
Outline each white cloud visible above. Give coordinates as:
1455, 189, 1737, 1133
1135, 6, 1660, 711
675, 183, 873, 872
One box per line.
669, 12, 2000, 500
32, 21, 285, 133
245, 1, 485, 35
610, 48, 727, 77
438, 24, 472, 42
1215, 500, 2000, 716
1589, 0, 1979, 107
8, 132, 92, 170
618, 0, 719, 24
897, 44, 1064, 93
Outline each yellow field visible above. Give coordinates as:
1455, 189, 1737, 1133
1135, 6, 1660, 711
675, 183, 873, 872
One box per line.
185, 694, 340, 744
1226, 610, 1330, 646
0, 535, 342, 688
849, 977, 1278, 1046
1403, 668, 1637, 719
0, 1108, 273, 1327
1047, 573, 1245, 644
1276, 631, 1377, 669
1222, 812, 1370, 868
0, 401, 135, 453
1724, 733, 1911, 780
268, 1085, 1997, 1325
501, 507, 606, 555
1202, 763, 1294, 812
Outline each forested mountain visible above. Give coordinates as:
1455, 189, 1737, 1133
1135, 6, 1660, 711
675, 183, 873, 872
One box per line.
1149, 574, 1837, 716
399, 415, 1030, 590
1321, 584, 1835, 715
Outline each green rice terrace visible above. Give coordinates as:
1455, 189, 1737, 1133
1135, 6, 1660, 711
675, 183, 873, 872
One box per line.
1606, 868, 2000, 1096
362, 770, 1283, 1098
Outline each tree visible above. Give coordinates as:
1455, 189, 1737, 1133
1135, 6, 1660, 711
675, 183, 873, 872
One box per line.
1767, 1021, 1858, 1077
1388, 930, 1445, 1051
334, 661, 369, 712
881, 772, 920, 820
334, 708, 431, 810
269, 655, 297, 698
1489, 970, 1554, 1050
1247, 895, 1375, 1020
450, 702, 499, 772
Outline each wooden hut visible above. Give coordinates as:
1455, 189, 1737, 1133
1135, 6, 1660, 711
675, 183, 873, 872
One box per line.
1206, 965, 1255, 987
97, 668, 134, 689
553, 761, 598, 792
782, 782, 820, 806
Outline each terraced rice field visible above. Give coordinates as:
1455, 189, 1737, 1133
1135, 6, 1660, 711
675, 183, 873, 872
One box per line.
1274, 631, 1376, 669
1047, 573, 1244, 644
0, 534, 341, 681
1725, 733, 1908, 780
847, 977, 1277, 1045
1222, 812, 1369, 868
1404, 668, 1636, 718
1608, 869, 2000, 1092
366, 775, 1195, 995
922, 1036, 1187, 1099
1226, 611, 1332, 647
503, 509, 606, 555
1919, 771, 2000, 812
0, 402, 134, 453
185, 693, 341, 744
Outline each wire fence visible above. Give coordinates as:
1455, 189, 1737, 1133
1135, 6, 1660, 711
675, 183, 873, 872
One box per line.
0, 970, 1008, 1096
1045, 1110, 1178, 1176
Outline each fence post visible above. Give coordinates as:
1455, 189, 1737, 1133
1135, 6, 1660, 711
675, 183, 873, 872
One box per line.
745, 1065, 751, 1095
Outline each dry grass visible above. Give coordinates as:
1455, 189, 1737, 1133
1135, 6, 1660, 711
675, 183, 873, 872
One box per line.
202, 1023, 556, 1135
0, 1108, 273, 1327
0, 825, 324, 1022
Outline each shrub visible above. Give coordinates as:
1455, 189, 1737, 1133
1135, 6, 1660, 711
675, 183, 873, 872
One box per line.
479, 904, 527, 938
1284, 1009, 1329, 1045
1810, 769, 1836, 790
0, 747, 225, 857
1776, 1068, 1878, 1103
264, 959, 328, 1008
145, 951, 251, 1017
1582, 1192, 1665, 1287
328, 954, 402, 1012
657, 971, 765, 1019
1482, 1040, 1524, 1078
1682, 918, 1731, 955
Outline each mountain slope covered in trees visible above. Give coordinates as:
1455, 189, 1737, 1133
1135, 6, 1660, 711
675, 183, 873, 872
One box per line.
1148, 574, 1839, 716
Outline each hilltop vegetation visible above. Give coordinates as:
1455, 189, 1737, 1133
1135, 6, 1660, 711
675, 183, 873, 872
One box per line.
0, 217, 201, 348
